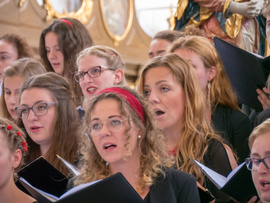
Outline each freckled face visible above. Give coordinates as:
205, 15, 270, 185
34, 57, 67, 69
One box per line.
143, 67, 185, 135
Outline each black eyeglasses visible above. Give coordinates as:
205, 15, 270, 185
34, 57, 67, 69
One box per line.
245, 156, 270, 171
15, 102, 55, 119
74, 66, 115, 82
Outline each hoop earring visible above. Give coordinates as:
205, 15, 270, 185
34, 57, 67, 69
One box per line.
207, 81, 211, 108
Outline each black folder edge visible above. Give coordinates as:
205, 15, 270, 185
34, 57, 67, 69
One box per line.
18, 156, 68, 197
214, 37, 270, 112
191, 159, 258, 202
19, 172, 144, 203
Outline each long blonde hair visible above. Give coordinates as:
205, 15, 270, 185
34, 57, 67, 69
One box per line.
0, 58, 46, 121
138, 53, 225, 184
169, 36, 240, 111
74, 86, 171, 194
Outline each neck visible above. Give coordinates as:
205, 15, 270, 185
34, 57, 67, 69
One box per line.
162, 127, 181, 152
0, 175, 34, 203
40, 143, 50, 157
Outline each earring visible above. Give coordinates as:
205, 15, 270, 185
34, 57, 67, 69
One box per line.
138, 135, 141, 139
207, 81, 211, 108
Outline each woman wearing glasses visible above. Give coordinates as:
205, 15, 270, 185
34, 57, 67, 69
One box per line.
73, 86, 200, 202
15, 72, 80, 176
75, 45, 126, 103
246, 119, 270, 203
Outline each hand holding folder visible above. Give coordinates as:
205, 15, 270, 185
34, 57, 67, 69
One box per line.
214, 37, 270, 112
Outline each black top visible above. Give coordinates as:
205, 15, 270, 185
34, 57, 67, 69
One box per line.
211, 104, 252, 163
144, 168, 200, 203
254, 107, 270, 127
204, 139, 234, 202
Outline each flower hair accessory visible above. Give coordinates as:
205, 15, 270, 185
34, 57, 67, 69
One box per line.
22, 142, 27, 152
7, 125, 12, 130
104, 50, 118, 57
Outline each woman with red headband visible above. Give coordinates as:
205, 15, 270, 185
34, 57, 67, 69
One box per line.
73, 86, 200, 202
39, 17, 93, 106
0, 117, 36, 203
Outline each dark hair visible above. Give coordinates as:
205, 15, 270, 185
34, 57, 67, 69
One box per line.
0, 33, 34, 59
39, 17, 93, 106
20, 72, 80, 176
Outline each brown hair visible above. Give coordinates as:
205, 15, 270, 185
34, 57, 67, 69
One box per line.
0, 33, 34, 59
74, 86, 171, 195
0, 58, 47, 121
152, 30, 184, 43
169, 36, 240, 111
138, 53, 225, 184
39, 17, 93, 106
19, 72, 80, 176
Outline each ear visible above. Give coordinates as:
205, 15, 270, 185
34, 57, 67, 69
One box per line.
113, 69, 124, 85
208, 66, 217, 82
12, 149, 22, 169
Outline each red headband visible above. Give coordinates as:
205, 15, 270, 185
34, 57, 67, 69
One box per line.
97, 87, 145, 123
60, 19, 72, 27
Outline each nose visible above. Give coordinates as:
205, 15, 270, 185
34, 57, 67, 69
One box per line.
100, 123, 112, 138
8, 94, 16, 104
148, 91, 160, 104
83, 72, 94, 83
27, 108, 38, 120
47, 49, 56, 60
257, 162, 269, 174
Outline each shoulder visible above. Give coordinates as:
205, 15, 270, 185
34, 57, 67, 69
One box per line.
254, 107, 270, 127
213, 105, 251, 124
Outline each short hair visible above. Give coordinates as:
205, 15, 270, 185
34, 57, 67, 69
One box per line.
0, 58, 47, 120
74, 86, 171, 195
19, 72, 80, 176
76, 45, 126, 85
39, 17, 93, 106
152, 30, 184, 43
249, 118, 270, 149
0, 33, 34, 59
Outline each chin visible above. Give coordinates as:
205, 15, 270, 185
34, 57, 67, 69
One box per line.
260, 194, 270, 203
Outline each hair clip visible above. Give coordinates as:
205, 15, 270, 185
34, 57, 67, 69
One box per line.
22, 142, 27, 152
60, 19, 72, 27
7, 125, 12, 130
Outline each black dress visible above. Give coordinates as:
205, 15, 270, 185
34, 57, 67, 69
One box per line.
144, 168, 200, 203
